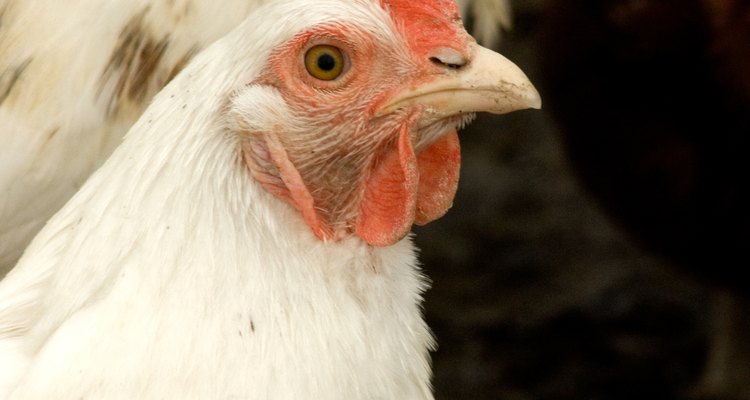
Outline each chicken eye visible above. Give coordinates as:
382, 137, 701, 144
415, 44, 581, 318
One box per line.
304, 45, 345, 81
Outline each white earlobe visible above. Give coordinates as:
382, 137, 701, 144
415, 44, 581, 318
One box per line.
229, 85, 294, 134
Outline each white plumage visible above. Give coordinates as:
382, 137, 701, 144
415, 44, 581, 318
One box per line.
0, 0, 513, 277
0, 0, 535, 398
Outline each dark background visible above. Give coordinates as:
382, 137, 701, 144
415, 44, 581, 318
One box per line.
417, 1, 749, 399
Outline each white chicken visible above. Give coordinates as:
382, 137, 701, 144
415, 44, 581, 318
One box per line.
0, 0, 539, 397
0, 0, 512, 277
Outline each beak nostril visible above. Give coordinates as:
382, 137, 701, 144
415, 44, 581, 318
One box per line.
430, 57, 464, 70
428, 47, 468, 70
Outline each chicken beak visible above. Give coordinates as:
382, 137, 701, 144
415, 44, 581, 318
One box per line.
378, 45, 541, 123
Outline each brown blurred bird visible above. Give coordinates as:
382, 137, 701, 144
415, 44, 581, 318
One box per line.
540, 0, 750, 397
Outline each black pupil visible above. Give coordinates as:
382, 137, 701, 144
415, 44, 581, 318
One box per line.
317, 53, 336, 71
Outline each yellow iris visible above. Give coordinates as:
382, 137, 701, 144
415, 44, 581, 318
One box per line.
304, 45, 345, 81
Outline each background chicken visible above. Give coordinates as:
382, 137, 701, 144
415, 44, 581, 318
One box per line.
0, 0, 539, 397
0, 0, 267, 275
0, 0, 512, 278
540, 0, 750, 397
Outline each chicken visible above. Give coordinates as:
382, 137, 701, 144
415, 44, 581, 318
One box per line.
0, 0, 540, 397
0, 0, 511, 278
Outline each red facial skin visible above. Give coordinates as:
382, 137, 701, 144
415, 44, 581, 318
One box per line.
380, 0, 470, 59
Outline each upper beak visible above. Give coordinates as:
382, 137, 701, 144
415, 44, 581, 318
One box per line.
378, 44, 541, 122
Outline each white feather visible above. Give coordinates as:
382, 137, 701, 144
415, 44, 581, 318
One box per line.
0, 1, 436, 398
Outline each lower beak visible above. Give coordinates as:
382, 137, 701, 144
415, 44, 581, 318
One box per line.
378, 44, 541, 123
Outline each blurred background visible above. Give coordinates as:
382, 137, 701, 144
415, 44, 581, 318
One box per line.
417, 0, 749, 399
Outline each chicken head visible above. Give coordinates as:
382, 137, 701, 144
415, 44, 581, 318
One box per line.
233, 0, 540, 247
